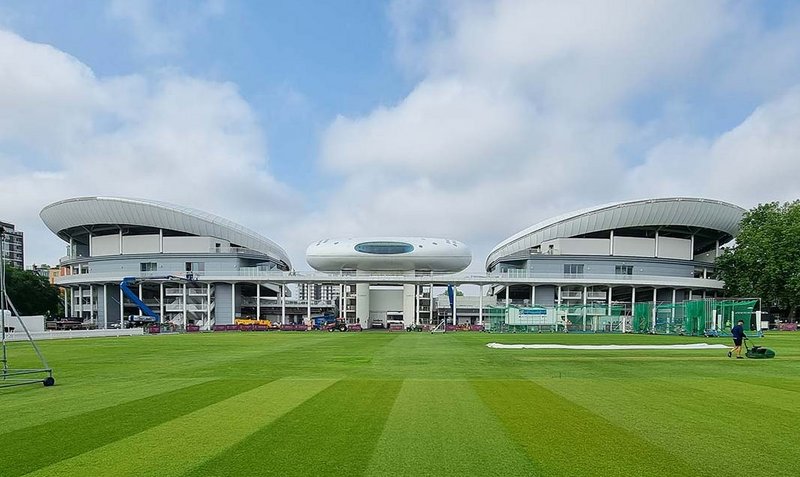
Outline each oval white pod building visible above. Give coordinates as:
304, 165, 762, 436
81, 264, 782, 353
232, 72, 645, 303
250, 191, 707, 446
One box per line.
306, 237, 472, 272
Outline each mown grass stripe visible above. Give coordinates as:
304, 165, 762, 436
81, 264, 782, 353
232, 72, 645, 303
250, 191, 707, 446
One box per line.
183, 379, 402, 476
24, 378, 337, 477
366, 379, 540, 476
0, 379, 268, 477
473, 379, 699, 476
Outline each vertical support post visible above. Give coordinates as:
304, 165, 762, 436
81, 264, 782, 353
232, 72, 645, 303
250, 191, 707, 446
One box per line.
505, 285, 510, 307
206, 282, 212, 329
78, 285, 83, 319
652, 288, 657, 333
582, 285, 588, 331
415, 285, 419, 325
88, 232, 93, 257
690, 235, 695, 258
607, 285, 613, 322
531, 285, 536, 306
159, 228, 164, 253
688, 289, 693, 301
671, 288, 676, 333
103, 283, 108, 329
654, 230, 660, 257
159, 282, 164, 324
280, 284, 286, 324
182, 282, 187, 328
89, 284, 94, 324
306, 283, 311, 325
118, 229, 123, 254
628, 286, 636, 334
452, 289, 457, 326
230, 282, 235, 325
479, 285, 484, 325
609, 229, 614, 255
256, 282, 261, 320
65, 287, 70, 318
119, 287, 124, 328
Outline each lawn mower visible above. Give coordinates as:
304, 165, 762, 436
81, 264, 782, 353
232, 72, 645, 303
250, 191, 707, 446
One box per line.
744, 339, 776, 359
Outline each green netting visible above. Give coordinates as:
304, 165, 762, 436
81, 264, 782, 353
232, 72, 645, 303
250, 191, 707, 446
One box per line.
715, 300, 758, 334
632, 303, 653, 333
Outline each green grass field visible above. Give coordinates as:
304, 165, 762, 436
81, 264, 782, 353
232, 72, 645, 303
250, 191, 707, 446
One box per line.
2, 331, 798, 476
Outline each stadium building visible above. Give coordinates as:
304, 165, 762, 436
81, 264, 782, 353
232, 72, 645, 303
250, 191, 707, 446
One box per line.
1, 221, 24, 268
41, 197, 293, 328
485, 198, 745, 330
42, 196, 746, 332
305, 237, 472, 327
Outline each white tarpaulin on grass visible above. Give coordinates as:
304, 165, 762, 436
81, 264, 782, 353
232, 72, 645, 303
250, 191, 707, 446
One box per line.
486, 343, 730, 350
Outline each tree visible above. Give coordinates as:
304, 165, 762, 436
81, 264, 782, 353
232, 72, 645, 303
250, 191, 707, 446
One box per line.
715, 200, 800, 319
2, 265, 61, 317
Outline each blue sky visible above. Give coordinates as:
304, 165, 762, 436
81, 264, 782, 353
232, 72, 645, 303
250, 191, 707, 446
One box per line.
1, 1, 800, 268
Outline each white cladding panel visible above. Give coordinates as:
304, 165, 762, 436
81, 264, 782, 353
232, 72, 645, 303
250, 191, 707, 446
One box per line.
369, 289, 403, 314
613, 237, 655, 258
543, 238, 610, 255
91, 235, 119, 256
163, 236, 216, 253
657, 237, 692, 260
122, 234, 160, 254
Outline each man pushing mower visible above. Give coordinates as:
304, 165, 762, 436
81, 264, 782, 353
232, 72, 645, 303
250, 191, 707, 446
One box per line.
728, 319, 746, 359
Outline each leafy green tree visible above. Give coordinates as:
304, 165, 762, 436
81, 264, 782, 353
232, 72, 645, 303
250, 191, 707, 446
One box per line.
2, 265, 61, 317
716, 200, 800, 319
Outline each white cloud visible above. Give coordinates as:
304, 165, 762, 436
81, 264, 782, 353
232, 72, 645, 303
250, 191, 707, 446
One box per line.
312, 0, 800, 271
107, 0, 225, 56
0, 29, 299, 266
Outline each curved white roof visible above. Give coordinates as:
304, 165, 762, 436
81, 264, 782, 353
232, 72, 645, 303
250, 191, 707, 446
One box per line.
307, 237, 472, 272
486, 197, 745, 270
40, 196, 291, 268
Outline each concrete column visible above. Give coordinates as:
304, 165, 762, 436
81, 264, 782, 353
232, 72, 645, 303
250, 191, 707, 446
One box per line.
557, 285, 562, 306
159, 228, 163, 253
119, 287, 124, 327
452, 288, 458, 326
88, 232, 93, 257
690, 235, 695, 257
414, 285, 420, 326
607, 286, 613, 317
159, 282, 164, 324
531, 285, 536, 306
403, 283, 415, 327
256, 282, 261, 320
280, 284, 286, 324
103, 284, 108, 329
505, 285, 510, 307
609, 229, 614, 255
688, 289, 693, 301
582, 285, 588, 331
118, 229, 123, 254
231, 282, 236, 324
89, 284, 94, 323
356, 282, 370, 326
654, 231, 660, 257
652, 288, 657, 333
65, 287, 70, 318
479, 285, 484, 325
78, 285, 83, 319
306, 283, 311, 325
182, 282, 187, 328
670, 288, 677, 333
206, 283, 212, 329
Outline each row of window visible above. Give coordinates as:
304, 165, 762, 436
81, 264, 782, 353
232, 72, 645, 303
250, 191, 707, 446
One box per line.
563, 264, 634, 276
140, 262, 205, 272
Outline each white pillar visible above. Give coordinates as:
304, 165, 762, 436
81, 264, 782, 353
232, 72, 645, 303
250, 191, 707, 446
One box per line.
182, 282, 187, 328
531, 285, 536, 306
231, 282, 236, 324
607, 286, 612, 317
609, 229, 614, 255
78, 285, 83, 319
118, 229, 123, 254
257, 282, 261, 320
88, 232, 93, 257
159, 228, 164, 253
206, 282, 212, 329
505, 285, 510, 307
670, 288, 676, 333
65, 287, 70, 318
89, 284, 94, 323
688, 289, 693, 301
479, 285, 484, 325
119, 287, 124, 327
654, 231, 660, 257
452, 288, 457, 326
582, 285, 588, 331
138, 283, 143, 309
690, 235, 695, 258
652, 288, 657, 332
702, 290, 707, 300
280, 284, 286, 324
103, 283, 108, 329
306, 283, 311, 324
557, 285, 562, 306
159, 282, 164, 324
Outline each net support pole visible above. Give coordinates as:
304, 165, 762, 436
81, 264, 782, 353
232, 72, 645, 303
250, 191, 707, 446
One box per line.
478, 285, 483, 325
651, 288, 657, 333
